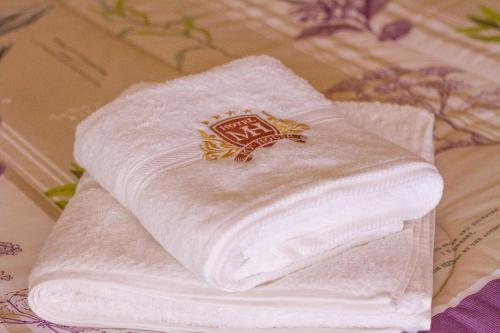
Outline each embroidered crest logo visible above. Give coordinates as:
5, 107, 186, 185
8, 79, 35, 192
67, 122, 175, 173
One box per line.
198, 110, 309, 162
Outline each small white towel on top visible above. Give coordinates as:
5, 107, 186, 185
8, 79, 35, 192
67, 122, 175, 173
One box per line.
73, 56, 443, 292
29, 101, 437, 332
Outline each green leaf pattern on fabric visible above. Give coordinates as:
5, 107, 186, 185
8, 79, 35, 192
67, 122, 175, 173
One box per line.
45, 164, 84, 210
458, 5, 500, 43
96, 0, 233, 71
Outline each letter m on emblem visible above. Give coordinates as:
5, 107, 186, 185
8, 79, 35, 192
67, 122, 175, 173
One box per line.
210, 115, 279, 147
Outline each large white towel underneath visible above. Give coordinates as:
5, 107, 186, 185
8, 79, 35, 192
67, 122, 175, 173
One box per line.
30, 101, 437, 332
73, 56, 442, 291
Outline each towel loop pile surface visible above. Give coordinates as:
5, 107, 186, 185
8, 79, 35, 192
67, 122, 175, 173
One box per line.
29, 56, 443, 332
72, 56, 442, 292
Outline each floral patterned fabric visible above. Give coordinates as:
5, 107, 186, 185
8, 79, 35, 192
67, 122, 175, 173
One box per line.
1, 0, 499, 332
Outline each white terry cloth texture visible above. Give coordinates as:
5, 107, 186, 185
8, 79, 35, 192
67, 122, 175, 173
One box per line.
29, 101, 438, 333
73, 55, 443, 292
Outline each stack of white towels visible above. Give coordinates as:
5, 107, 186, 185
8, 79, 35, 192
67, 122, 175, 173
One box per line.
28, 56, 443, 333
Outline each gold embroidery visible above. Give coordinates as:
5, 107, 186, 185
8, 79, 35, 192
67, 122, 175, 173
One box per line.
262, 111, 310, 134
198, 110, 309, 162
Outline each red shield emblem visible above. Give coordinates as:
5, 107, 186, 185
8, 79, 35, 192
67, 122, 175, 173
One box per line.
210, 115, 279, 147
199, 111, 309, 162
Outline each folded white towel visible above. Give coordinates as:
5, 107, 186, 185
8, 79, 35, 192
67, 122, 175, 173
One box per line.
73, 56, 443, 291
29, 101, 437, 332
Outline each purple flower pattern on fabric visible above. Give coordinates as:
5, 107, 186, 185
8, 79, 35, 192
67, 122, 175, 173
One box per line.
327, 66, 500, 153
0, 242, 22, 257
0, 289, 101, 332
287, 0, 412, 41
0, 289, 140, 332
0, 242, 22, 281
0, 5, 50, 62
421, 279, 500, 333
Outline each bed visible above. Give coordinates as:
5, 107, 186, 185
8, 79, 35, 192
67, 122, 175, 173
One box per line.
1, 0, 499, 332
